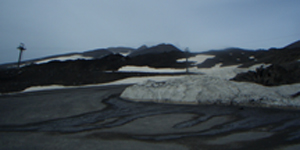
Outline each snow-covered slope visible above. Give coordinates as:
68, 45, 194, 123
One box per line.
118, 65, 186, 73
177, 54, 215, 64
191, 63, 270, 79
35, 54, 93, 64
118, 54, 269, 79
21, 75, 185, 93
121, 75, 300, 108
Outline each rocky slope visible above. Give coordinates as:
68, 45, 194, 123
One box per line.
195, 42, 300, 86
229, 46, 300, 86
0, 44, 189, 93
198, 46, 300, 68
231, 61, 300, 86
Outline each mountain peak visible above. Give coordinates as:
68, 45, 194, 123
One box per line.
128, 43, 181, 57
137, 45, 148, 51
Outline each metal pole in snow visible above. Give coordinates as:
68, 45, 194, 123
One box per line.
17, 43, 26, 68
17, 50, 23, 68
185, 47, 189, 74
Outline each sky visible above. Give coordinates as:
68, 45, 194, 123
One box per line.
0, 0, 299, 64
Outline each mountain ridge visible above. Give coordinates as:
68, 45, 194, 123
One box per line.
1, 40, 300, 93
284, 40, 300, 49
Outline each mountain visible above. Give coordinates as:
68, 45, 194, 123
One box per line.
126, 44, 191, 68
136, 45, 148, 51
0, 43, 189, 93
284, 40, 300, 49
1, 40, 300, 93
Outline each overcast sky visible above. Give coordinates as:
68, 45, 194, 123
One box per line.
0, 0, 299, 64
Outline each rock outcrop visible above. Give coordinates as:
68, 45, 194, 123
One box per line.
231, 62, 300, 86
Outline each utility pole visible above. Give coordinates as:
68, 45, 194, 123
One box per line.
17, 43, 26, 68
185, 47, 189, 74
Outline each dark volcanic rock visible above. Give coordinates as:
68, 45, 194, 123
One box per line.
229, 43, 300, 86
198, 46, 300, 68
198, 48, 260, 68
0, 50, 190, 93
81, 49, 113, 58
231, 62, 300, 86
0, 43, 193, 93
0, 54, 126, 93
0, 68, 20, 80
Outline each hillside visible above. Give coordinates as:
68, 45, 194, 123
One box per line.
0, 44, 189, 93
1, 40, 300, 93
120, 41, 300, 108
196, 43, 300, 86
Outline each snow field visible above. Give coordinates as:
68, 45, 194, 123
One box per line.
119, 52, 131, 56
193, 63, 270, 80
20, 75, 186, 93
118, 66, 186, 73
117, 54, 215, 73
176, 54, 215, 64
35, 54, 93, 64
119, 54, 270, 80
121, 75, 300, 108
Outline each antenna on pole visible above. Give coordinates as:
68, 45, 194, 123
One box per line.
17, 43, 26, 68
185, 47, 189, 74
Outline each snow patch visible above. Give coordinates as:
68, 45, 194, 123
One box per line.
177, 54, 215, 64
119, 52, 131, 56
249, 56, 255, 59
35, 54, 93, 64
118, 62, 271, 80
121, 75, 300, 108
115, 62, 270, 80
118, 65, 186, 73
192, 64, 240, 79
22, 75, 185, 93
190, 63, 271, 80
